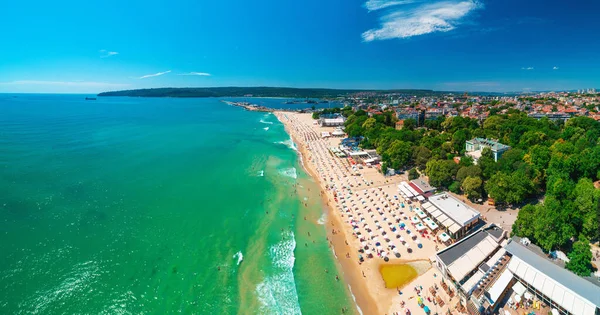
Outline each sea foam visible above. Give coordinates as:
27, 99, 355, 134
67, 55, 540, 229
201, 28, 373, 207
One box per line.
276, 137, 297, 152
264, 127, 270, 131
233, 251, 244, 266
317, 213, 327, 225
279, 167, 297, 179
256, 231, 301, 315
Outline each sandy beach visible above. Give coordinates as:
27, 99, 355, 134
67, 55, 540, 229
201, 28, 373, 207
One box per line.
275, 112, 467, 315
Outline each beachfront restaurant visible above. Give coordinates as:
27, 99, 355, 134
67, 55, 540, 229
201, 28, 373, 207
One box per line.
433, 226, 507, 312
503, 239, 600, 315
421, 193, 481, 240
398, 181, 424, 201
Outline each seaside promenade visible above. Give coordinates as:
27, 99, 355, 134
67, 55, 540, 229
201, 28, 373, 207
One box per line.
275, 112, 463, 315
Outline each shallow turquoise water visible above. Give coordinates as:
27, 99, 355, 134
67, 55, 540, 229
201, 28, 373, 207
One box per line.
0, 95, 353, 314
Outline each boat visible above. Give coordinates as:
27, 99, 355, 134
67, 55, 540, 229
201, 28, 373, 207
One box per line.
85, 97, 97, 100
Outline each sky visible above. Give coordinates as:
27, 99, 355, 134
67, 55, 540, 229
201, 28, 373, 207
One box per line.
0, 0, 599, 93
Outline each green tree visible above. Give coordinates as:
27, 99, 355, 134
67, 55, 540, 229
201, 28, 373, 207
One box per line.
462, 176, 483, 201
572, 178, 600, 241
478, 147, 498, 179
451, 129, 470, 154
426, 159, 458, 188
408, 168, 419, 180
456, 165, 482, 184
449, 181, 461, 194
385, 140, 413, 170
566, 237, 593, 276
403, 118, 416, 130
512, 204, 538, 239
413, 146, 432, 170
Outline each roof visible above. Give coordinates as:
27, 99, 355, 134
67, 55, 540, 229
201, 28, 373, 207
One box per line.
505, 240, 600, 314
486, 269, 514, 305
468, 138, 510, 152
428, 193, 480, 227
410, 178, 436, 193
438, 229, 489, 266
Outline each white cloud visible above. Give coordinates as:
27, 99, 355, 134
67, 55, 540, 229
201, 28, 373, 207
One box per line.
362, 0, 482, 41
365, 0, 419, 11
99, 49, 119, 58
178, 72, 211, 76
138, 70, 171, 79
521, 67, 534, 70
553, 66, 559, 70
0, 80, 129, 88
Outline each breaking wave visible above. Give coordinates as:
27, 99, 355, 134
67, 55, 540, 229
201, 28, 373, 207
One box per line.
276, 137, 297, 151
279, 167, 297, 179
233, 251, 244, 266
317, 213, 327, 225
264, 127, 270, 131
256, 231, 301, 315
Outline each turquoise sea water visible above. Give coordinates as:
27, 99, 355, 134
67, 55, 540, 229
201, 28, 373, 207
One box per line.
0, 95, 353, 314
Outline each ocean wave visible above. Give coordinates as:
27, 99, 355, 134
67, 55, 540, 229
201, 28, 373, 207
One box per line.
275, 137, 297, 151
279, 167, 297, 179
19, 260, 101, 314
259, 119, 274, 125
256, 231, 301, 315
348, 284, 364, 315
317, 213, 327, 225
263, 127, 270, 131
233, 251, 244, 266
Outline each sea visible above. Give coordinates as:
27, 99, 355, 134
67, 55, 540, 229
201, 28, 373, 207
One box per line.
0, 94, 353, 314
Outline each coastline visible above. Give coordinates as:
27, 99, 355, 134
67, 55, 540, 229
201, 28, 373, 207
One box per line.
280, 114, 379, 315
274, 111, 462, 315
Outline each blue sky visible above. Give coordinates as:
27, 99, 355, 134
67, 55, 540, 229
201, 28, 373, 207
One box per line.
0, 0, 598, 93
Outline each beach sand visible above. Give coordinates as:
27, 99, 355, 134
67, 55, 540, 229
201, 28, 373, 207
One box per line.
275, 112, 463, 315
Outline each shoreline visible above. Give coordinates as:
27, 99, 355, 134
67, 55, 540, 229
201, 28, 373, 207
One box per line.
281, 115, 379, 315
274, 111, 461, 315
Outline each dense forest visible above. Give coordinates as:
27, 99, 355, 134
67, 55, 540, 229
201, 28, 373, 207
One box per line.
97, 87, 441, 98
337, 108, 600, 276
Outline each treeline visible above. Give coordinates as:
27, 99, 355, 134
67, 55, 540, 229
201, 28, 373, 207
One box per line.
98, 87, 439, 98
311, 106, 354, 119
344, 109, 600, 276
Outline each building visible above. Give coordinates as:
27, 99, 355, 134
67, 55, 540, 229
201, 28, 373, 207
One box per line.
503, 239, 600, 315
465, 138, 510, 163
396, 108, 422, 123
409, 178, 436, 196
434, 225, 507, 313
395, 120, 405, 130
318, 114, 346, 127
421, 193, 481, 239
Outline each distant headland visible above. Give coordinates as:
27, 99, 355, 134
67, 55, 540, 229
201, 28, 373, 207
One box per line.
97, 87, 441, 98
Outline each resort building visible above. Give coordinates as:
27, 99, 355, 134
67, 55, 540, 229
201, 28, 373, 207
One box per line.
433, 225, 508, 313
503, 239, 600, 315
409, 178, 437, 197
318, 114, 346, 127
437, 235, 600, 315
465, 138, 510, 163
421, 193, 481, 240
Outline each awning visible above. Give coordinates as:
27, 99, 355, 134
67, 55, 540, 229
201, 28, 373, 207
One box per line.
487, 269, 514, 305
438, 233, 451, 242
416, 210, 427, 219
512, 281, 526, 296
449, 223, 461, 234
416, 223, 427, 231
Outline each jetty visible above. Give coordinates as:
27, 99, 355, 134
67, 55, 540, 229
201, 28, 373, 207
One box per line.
221, 100, 273, 112
221, 100, 306, 113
